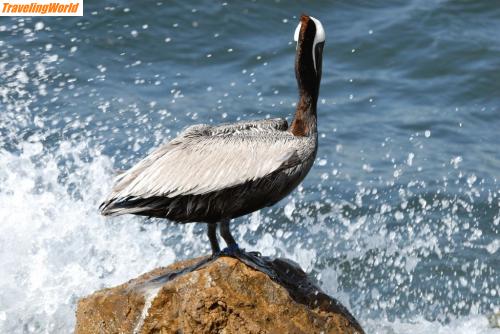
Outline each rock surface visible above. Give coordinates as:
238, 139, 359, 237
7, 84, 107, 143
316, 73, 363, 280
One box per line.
489, 312, 500, 328
75, 253, 364, 334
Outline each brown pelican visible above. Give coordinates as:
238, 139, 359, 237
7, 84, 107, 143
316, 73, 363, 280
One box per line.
100, 15, 325, 255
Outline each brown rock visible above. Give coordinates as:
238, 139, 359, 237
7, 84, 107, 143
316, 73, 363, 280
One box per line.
489, 312, 500, 328
75, 253, 364, 334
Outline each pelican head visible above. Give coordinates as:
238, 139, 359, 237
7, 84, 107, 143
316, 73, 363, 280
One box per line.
294, 15, 325, 99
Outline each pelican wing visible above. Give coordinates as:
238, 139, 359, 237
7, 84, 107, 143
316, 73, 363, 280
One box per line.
102, 120, 310, 211
210, 118, 288, 134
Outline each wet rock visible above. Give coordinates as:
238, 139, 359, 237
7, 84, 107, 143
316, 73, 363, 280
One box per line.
489, 312, 500, 328
75, 253, 364, 334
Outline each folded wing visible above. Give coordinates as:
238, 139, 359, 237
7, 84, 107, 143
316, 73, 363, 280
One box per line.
100, 119, 308, 215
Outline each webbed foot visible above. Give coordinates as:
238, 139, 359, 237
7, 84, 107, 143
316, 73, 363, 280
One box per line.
221, 243, 241, 256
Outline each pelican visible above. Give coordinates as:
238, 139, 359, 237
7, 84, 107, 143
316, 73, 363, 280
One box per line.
100, 15, 325, 255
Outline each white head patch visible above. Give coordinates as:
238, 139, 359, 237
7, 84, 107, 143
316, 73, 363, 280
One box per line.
293, 16, 325, 72
294, 21, 301, 44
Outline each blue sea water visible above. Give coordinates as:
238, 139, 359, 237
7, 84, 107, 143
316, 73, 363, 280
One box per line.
0, 0, 498, 332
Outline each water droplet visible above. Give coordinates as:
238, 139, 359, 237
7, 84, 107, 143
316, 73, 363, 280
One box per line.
362, 164, 373, 172
394, 211, 404, 221
467, 174, 477, 187
34, 22, 44, 31
407, 153, 414, 166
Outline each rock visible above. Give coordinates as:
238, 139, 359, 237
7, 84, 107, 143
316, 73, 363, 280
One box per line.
75, 253, 364, 334
489, 312, 500, 328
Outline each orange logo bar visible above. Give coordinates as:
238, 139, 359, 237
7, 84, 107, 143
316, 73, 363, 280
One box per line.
1, 0, 83, 16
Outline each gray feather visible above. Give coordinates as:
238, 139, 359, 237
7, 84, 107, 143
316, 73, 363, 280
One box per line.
100, 117, 317, 221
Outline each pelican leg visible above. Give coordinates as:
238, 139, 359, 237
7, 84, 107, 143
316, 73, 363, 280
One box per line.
220, 220, 240, 254
207, 223, 220, 255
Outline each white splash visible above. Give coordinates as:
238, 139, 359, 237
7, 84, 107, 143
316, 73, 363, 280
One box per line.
363, 315, 498, 334
0, 141, 175, 333
133, 286, 162, 334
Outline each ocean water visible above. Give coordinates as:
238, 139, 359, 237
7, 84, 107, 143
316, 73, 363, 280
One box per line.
0, 0, 499, 333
